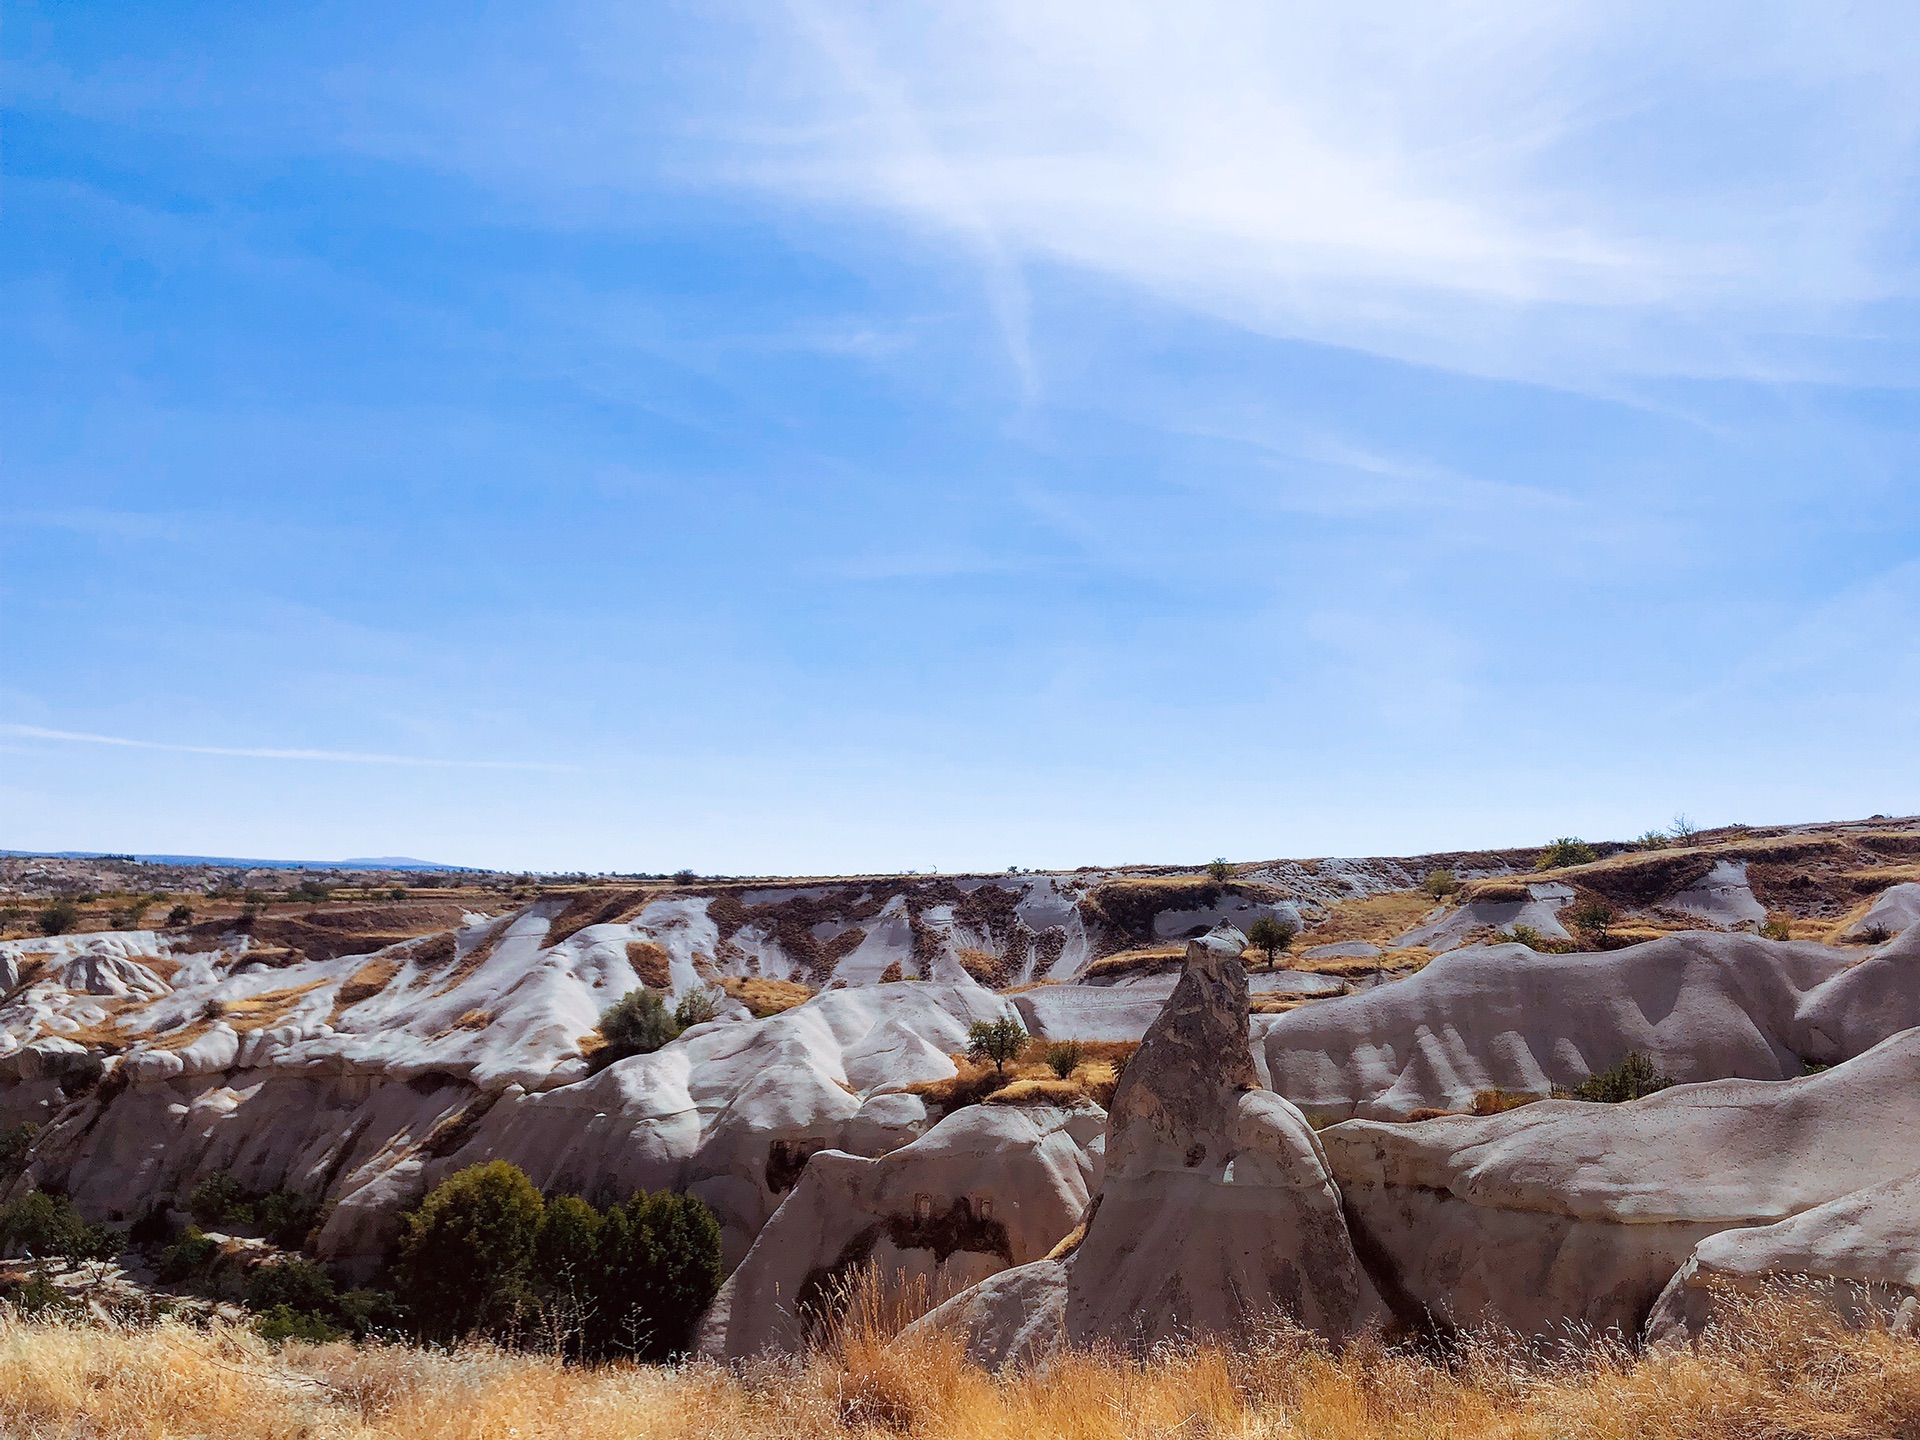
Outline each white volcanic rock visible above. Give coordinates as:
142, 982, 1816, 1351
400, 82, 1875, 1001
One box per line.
1262, 933, 1868, 1121
424, 982, 1014, 1268
698, 1101, 1105, 1360
1391, 883, 1573, 953
1845, 883, 1920, 941
1320, 1027, 1920, 1338
920, 930, 1382, 1366
1648, 1166, 1920, 1340
1665, 860, 1768, 929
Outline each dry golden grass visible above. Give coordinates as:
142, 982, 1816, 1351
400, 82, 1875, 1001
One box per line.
0, 1284, 1915, 1440
627, 941, 672, 989
1081, 945, 1184, 980
1299, 891, 1437, 948
220, 981, 330, 1034
717, 976, 816, 1017
335, 958, 403, 1009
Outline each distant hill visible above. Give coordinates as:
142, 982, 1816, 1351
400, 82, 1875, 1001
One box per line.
0, 849, 473, 872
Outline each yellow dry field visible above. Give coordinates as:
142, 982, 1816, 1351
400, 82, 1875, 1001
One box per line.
1, 1287, 1916, 1440
1295, 892, 1435, 949
717, 976, 816, 1017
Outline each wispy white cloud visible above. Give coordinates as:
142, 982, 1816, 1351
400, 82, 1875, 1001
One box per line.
716, 1, 1920, 387
3, 725, 571, 772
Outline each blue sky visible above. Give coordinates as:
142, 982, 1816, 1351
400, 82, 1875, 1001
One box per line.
4, 2, 1919, 874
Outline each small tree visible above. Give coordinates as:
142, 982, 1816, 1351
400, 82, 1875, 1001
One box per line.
396, 1160, 545, 1343
164, 903, 195, 928
966, 1016, 1029, 1075
1204, 858, 1234, 883
1245, 915, 1296, 968
593, 989, 680, 1071
1420, 869, 1459, 900
1636, 830, 1669, 851
1670, 814, 1698, 843
1567, 1052, 1674, 1103
1567, 897, 1615, 942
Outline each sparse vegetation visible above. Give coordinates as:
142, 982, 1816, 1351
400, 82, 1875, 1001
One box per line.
0, 1280, 1913, 1438
1469, 1088, 1540, 1116
590, 989, 679, 1070
1671, 813, 1699, 842
1759, 916, 1793, 941
1567, 897, 1615, 941
1858, 922, 1893, 945
35, 900, 79, 937
1564, 1051, 1675, 1103
1043, 1040, 1085, 1079
671, 987, 721, 1030
965, 1016, 1029, 1075
1536, 837, 1598, 870
717, 975, 816, 1017
1637, 830, 1669, 850
1204, 858, 1234, 882
1245, 915, 1296, 968
164, 902, 194, 927
1420, 868, 1459, 899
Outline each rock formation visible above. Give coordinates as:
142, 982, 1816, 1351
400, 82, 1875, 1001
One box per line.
698, 1101, 1105, 1359
916, 929, 1383, 1366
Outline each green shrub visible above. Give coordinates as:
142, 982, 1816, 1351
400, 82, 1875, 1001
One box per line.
245, 1258, 336, 1314
672, 987, 721, 1030
966, 1016, 1029, 1075
36, 900, 80, 937
1566, 897, 1615, 939
0, 1192, 118, 1261
164, 904, 195, 928
255, 1188, 318, 1249
592, 990, 680, 1071
0, 1271, 81, 1315
1204, 858, 1234, 883
188, 1172, 253, 1229
1496, 924, 1546, 949
1044, 1040, 1085, 1079
1565, 1052, 1675, 1104
1420, 869, 1460, 900
396, 1160, 545, 1343
391, 1161, 722, 1359
389, 887, 408, 901
0, 1124, 38, 1183
157, 1227, 220, 1284
1535, 838, 1598, 870
253, 1303, 346, 1344
1636, 830, 1669, 850
1245, 916, 1296, 967
1759, 917, 1793, 941
587, 1190, 722, 1361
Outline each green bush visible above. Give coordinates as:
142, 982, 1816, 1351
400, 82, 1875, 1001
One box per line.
1420, 869, 1460, 900
188, 1172, 253, 1229
966, 1016, 1029, 1075
157, 1227, 220, 1284
672, 987, 721, 1030
1535, 838, 1598, 870
1204, 858, 1234, 883
392, 1161, 722, 1358
1759, 917, 1793, 941
1496, 923, 1546, 949
253, 1303, 346, 1344
1044, 1040, 1085, 1079
1565, 1052, 1675, 1103
36, 900, 80, 937
1566, 897, 1615, 939
0, 1192, 118, 1262
1636, 830, 1669, 851
164, 904, 195, 928
592, 990, 680, 1071
396, 1160, 546, 1343
0, 1124, 38, 1183
587, 1190, 722, 1361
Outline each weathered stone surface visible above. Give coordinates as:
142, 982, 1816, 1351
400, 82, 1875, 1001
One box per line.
698, 1101, 1104, 1360
920, 929, 1383, 1365
1320, 1026, 1920, 1338
1262, 932, 1888, 1121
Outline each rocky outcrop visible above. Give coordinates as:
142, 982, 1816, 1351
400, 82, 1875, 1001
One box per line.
698, 1101, 1105, 1359
1261, 932, 1900, 1121
918, 930, 1383, 1366
1320, 1025, 1920, 1338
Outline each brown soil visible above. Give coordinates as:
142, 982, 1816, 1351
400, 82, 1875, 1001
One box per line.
541, 889, 653, 950
625, 941, 671, 989
334, 958, 401, 1009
